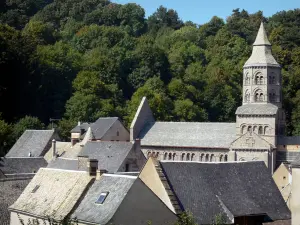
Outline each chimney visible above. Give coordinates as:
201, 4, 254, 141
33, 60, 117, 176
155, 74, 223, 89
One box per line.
87, 159, 98, 177
96, 169, 108, 180
78, 121, 81, 126
52, 139, 57, 159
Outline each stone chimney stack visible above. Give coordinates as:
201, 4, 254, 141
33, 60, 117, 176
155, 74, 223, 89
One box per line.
87, 159, 98, 177
52, 139, 57, 159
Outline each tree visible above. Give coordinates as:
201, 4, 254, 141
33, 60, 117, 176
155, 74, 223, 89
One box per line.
0, 118, 12, 156
12, 116, 45, 141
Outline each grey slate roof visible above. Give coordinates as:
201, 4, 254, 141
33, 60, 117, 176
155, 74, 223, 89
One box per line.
244, 23, 279, 67
291, 154, 300, 167
277, 136, 300, 145
70, 122, 90, 133
6, 130, 55, 157
0, 178, 31, 225
79, 141, 133, 172
47, 158, 84, 171
9, 168, 92, 221
90, 117, 118, 139
160, 161, 290, 224
236, 103, 278, 115
0, 157, 47, 175
72, 174, 136, 224
139, 122, 236, 148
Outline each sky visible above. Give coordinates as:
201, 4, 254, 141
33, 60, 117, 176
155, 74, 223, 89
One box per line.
115, 0, 298, 24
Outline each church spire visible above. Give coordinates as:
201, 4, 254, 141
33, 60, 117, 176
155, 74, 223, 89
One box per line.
244, 22, 279, 67
253, 22, 271, 46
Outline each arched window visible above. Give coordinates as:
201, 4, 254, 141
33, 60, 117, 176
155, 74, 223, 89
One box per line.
269, 76, 271, 84
253, 126, 257, 134
241, 125, 247, 134
181, 153, 185, 161
260, 76, 264, 85
224, 155, 228, 162
272, 76, 276, 84
147, 152, 151, 158
258, 126, 263, 135
168, 153, 172, 160
210, 154, 215, 162
186, 153, 190, 161
205, 154, 209, 162
255, 75, 260, 84
191, 153, 195, 161
245, 73, 250, 85
264, 126, 269, 135
200, 154, 205, 162
259, 93, 264, 101
156, 152, 159, 158
244, 90, 250, 102
164, 153, 168, 160
220, 155, 223, 162
173, 153, 176, 160
247, 126, 252, 134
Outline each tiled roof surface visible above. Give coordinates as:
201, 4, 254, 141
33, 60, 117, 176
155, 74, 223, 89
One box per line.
90, 117, 118, 139
47, 158, 84, 171
160, 161, 290, 224
139, 122, 236, 148
72, 174, 136, 224
79, 141, 133, 172
0, 157, 47, 175
0, 178, 31, 225
9, 168, 92, 220
236, 104, 278, 115
277, 136, 300, 145
6, 130, 55, 157
70, 123, 90, 133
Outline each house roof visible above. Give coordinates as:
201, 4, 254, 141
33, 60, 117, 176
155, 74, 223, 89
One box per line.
90, 117, 118, 139
9, 168, 92, 220
292, 154, 300, 167
160, 161, 290, 224
236, 104, 278, 115
72, 174, 136, 224
277, 136, 300, 145
47, 158, 84, 171
253, 22, 271, 46
138, 122, 236, 148
0, 178, 31, 225
70, 122, 91, 133
6, 130, 55, 157
0, 157, 47, 175
79, 141, 133, 172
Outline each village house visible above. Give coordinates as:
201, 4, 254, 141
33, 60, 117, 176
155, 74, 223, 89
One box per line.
139, 158, 291, 225
291, 155, 300, 225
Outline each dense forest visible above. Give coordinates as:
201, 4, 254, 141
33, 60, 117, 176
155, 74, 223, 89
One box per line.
0, 0, 300, 155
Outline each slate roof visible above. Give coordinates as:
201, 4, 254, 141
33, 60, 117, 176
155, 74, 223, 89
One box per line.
160, 161, 290, 224
9, 168, 92, 220
236, 104, 278, 115
6, 130, 55, 157
244, 23, 279, 67
47, 158, 84, 171
0, 178, 31, 225
138, 122, 236, 148
44, 142, 72, 162
0, 157, 47, 175
291, 154, 300, 167
72, 174, 136, 224
277, 136, 300, 145
70, 122, 91, 133
90, 117, 118, 139
79, 141, 133, 172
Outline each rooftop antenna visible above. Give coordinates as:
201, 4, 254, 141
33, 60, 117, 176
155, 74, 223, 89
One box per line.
49, 118, 61, 129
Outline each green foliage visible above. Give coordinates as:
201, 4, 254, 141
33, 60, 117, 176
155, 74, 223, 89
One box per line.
0, 117, 12, 156
12, 116, 45, 141
1, 2, 300, 140
174, 211, 198, 225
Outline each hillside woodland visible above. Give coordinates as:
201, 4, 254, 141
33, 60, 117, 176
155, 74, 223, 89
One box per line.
0, 0, 300, 156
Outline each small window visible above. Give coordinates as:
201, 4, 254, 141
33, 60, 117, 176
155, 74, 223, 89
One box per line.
283, 176, 286, 180
117, 131, 119, 136
95, 192, 109, 204
31, 185, 40, 193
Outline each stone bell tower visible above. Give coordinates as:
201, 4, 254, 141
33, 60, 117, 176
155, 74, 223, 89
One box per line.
231, 22, 286, 171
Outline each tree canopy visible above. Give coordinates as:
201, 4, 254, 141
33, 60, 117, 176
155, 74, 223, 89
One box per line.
1, 2, 300, 154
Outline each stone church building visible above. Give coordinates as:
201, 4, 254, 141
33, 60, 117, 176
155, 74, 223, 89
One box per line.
130, 22, 300, 173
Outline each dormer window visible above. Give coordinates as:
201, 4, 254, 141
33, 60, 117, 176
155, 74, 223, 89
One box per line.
95, 192, 109, 204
